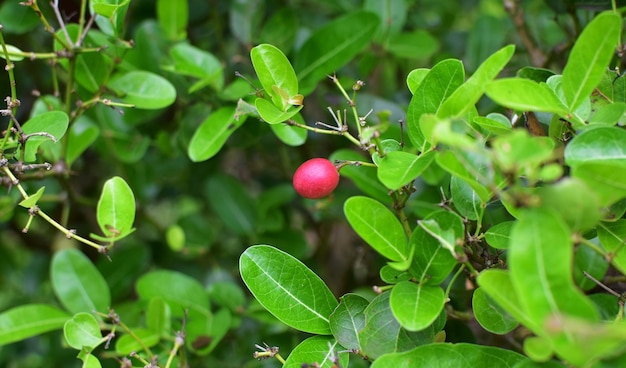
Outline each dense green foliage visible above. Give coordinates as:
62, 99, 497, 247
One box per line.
0, 0, 625, 367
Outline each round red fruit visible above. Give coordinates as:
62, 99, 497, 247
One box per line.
292, 158, 339, 199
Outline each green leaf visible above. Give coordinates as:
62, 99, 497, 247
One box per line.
485, 221, 514, 249
329, 150, 389, 204
66, 116, 100, 166
206, 174, 257, 235
435, 150, 492, 203
417, 209, 465, 259
571, 162, 626, 206
406, 59, 464, 149
377, 150, 436, 190
18, 186, 45, 208
536, 178, 602, 232
21, 110, 69, 162
295, 11, 380, 94
565, 127, 626, 167
229, 0, 264, 45
255, 98, 303, 124
283, 336, 349, 368
574, 245, 608, 292
270, 118, 307, 146
472, 288, 519, 334
0, 44, 24, 61
450, 176, 483, 221
51, 249, 111, 315
251, 43, 299, 110
371, 343, 527, 368
239, 245, 338, 334
208, 281, 246, 313
598, 220, 626, 275
90, 0, 129, 36
157, 0, 188, 41
0, 304, 70, 345
364, 0, 407, 41
115, 328, 160, 355
108, 71, 176, 109
406, 68, 430, 94
258, 8, 298, 53
390, 281, 445, 331
485, 78, 569, 116
344, 196, 408, 262
96, 176, 135, 239
561, 12, 621, 110
187, 308, 231, 355
165, 42, 223, 92
359, 292, 434, 359
78, 352, 102, 368
146, 297, 171, 337
409, 217, 458, 285
329, 294, 368, 351
385, 30, 438, 60
437, 45, 515, 119
188, 106, 246, 162
473, 113, 513, 136
136, 270, 209, 315
64, 313, 103, 351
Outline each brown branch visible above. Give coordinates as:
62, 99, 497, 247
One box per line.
503, 0, 547, 67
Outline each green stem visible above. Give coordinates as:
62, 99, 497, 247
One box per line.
287, 121, 361, 147
445, 265, 466, 298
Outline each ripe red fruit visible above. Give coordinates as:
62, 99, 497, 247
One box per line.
293, 158, 339, 199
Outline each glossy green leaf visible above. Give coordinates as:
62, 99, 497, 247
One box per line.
386, 30, 438, 60
51, 249, 111, 315
66, 116, 100, 166
590, 102, 626, 126
108, 71, 176, 109
598, 220, 626, 275
115, 328, 160, 355
561, 12, 621, 110
473, 113, 513, 136
283, 336, 349, 368
409, 219, 458, 285
485, 78, 569, 115
21, 110, 69, 162
96, 176, 136, 239
565, 127, 626, 167
344, 196, 408, 262
255, 98, 303, 124
329, 150, 389, 204
90, 0, 129, 36
571, 162, 626, 206
165, 42, 223, 92
574, 244, 608, 292
18, 186, 45, 208
329, 293, 368, 351
406, 59, 464, 149
417, 210, 465, 259
485, 221, 514, 249
435, 150, 492, 203
377, 150, 436, 190
359, 292, 434, 359
78, 352, 101, 368
251, 43, 298, 110
239, 245, 338, 334
270, 118, 307, 146
0, 304, 70, 345
371, 342, 527, 368
390, 281, 445, 331
472, 287, 518, 334
136, 270, 210, 315
451, 175, 483, 221
406, 68, 430, 94
64, 312, 103, 351
157, 0, 188, 41
188, 106, 246, 162
206, 174, 257, 235
295, 11, 380, 94
438, 45, 515, 119
146, 297, 171, 337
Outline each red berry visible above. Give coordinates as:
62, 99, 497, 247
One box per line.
293, 158, 339, 199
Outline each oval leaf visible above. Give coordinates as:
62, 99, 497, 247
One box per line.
377, 150, 436, 190
283, 336, 349, 368
472, 287, 518, 334
251, 43, 298, 110
108, 71, 176, 109
51, 249, 111, 315
344, 196, 408, 262
329, 293, 368, 351
136, 270, 209, 315
64, 312, 103, 350
0, 304, 70, 345
239, 245, 338, 335
188, 106, 246, 162
96, 176, 136, 239
390, 281, 445, 331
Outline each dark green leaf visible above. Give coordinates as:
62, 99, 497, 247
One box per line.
206, 174, 257, 235
329, 294, 368, 351
386, 30, 438, 60
283, 336, 349, 368
598, 220, 626, 275
574, 245, 608, 291
450, 175, 483, 221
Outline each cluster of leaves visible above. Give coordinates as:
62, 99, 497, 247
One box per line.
0, 0, 625, 367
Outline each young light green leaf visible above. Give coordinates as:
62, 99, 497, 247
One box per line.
571, 162, 626, 207
239, 245, 338, 334
107, 71, 176, 109
437, 45, 515, 118
270, 118, 307, 146
0, 304, 70, 345
0, 44, 24, 61
390, 281, 445, 331
371, 342, 527, 368
561, 12, 621, 111
78, 352, 102, 368
536, 178, 602, 232
359, 292, 434, 359
136, 270, 210, 315
165, 42, 223, 92
21, 110, 69, 162
251, 43, 298, 110
295, 11, 380, 95
255, 98, 303, 124
18, 186, 45, 208
473, 113, 512, 136
156, 0, 188, 41
485, 78, 569, 116
406, 68, 430, 94
472, 288, 519, 335
51, 249, 111, 315
377, 150, 436, 190
329, 294, 368, 351
283, 336, 349, 368
344, 196, 408, 262
188, 106, 246, 162
64, 312, 103, 351
96, 176, 135, 239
